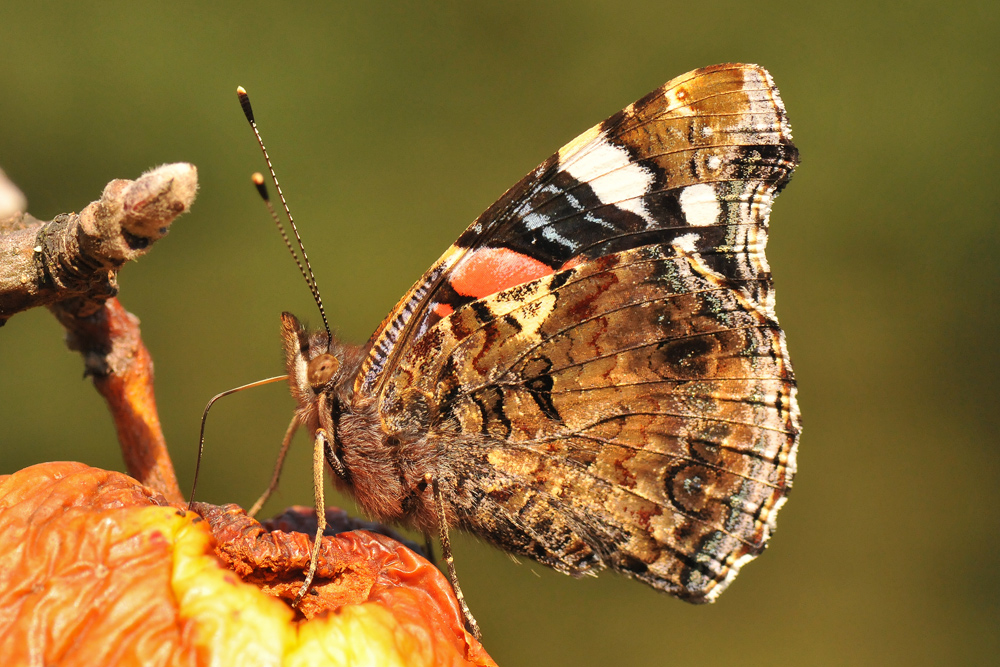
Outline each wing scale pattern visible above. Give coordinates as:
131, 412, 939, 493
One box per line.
359, 63, 799, 602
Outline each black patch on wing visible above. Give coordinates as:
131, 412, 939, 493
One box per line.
523, 356, 562, 423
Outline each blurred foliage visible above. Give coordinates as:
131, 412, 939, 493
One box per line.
1, 1, 997, 664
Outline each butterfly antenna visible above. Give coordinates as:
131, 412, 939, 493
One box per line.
237, 85, 333, 345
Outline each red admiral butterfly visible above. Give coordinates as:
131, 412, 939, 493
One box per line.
238, 63, 799, 636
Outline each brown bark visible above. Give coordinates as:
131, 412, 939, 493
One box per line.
52, 297, 184, 502
0, 163, 197, 322
0, 164, 196, 501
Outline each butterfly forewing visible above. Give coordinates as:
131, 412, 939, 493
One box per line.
357, 64, 796, 398
355, 63, 799, 602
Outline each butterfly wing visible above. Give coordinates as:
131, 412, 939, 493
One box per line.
360, 63, 799, 602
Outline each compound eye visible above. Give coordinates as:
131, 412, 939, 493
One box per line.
307, 353, 340, 390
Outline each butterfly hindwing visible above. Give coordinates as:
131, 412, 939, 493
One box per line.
358, 63, 799, 602
383, 241, 796, 600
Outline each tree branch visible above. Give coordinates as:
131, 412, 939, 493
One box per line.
52, 297, 184, 502
1, 164, 197, 502
0, 163, 197, 322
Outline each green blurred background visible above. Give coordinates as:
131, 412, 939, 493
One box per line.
1, 1, 997, 664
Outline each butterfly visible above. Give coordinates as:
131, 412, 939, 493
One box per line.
238, 62, 800, 635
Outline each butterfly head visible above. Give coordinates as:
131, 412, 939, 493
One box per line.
278, 310, 406, 518
279, 311, 350, 405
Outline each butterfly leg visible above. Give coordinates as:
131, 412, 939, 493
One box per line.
428, 473, 481, 640
293, 429, 328, 606
248, 415, 299, 518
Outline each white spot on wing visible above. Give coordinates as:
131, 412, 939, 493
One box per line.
522, 212, 549, 230
679, 183, 722, 227
672, 232, 699, 253
559, 134, 655, 225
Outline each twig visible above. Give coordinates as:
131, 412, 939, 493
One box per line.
51, 297, 184, 502
1, 164, 197, 502
0, 163, 197, 322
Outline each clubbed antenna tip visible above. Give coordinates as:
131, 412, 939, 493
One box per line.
236, 86, 254, 124
252, 172, 269, 201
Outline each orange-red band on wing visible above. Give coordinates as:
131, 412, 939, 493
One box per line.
449, 247, 555, 298
433, 303, 454, 318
